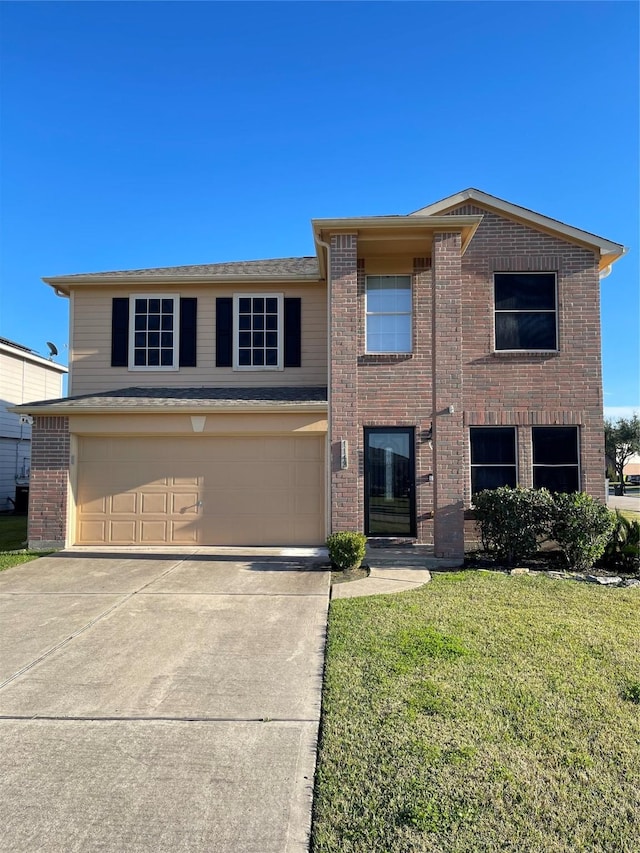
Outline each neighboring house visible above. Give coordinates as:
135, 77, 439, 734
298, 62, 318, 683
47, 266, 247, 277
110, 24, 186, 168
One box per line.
14, 189, 626, 558
624, 453, 640, 478
0, 337, 67, 511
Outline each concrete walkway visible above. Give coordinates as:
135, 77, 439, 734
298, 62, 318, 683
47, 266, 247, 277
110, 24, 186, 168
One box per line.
0, 549, 330, 853
332, 545, 462, 599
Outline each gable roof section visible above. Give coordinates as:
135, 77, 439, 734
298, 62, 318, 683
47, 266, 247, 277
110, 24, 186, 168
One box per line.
42, 189, 626, 291
411, 188, 627, 273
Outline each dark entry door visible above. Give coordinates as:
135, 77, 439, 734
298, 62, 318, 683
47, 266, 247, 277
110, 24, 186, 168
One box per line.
364, 428, 415, 536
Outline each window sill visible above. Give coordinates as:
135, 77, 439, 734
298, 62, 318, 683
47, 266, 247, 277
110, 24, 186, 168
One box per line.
358, 353, 413, 365
233, 366, 284, 372
128, 365, 180, 372
492, 350, 559, 359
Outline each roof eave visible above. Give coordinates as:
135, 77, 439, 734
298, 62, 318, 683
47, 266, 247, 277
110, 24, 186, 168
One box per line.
10, 402, 329, 416
44, 272, 322, 295
312, 214, 484, 274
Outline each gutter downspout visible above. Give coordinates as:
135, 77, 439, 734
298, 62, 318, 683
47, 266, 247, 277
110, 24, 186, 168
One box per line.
316, 236, 332, 539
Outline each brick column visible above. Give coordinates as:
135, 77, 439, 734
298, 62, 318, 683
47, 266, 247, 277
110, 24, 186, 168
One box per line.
582, 408, 606, 501
28, 416, 70, 549
432, 233, 464, 559
329, 233, 360, 532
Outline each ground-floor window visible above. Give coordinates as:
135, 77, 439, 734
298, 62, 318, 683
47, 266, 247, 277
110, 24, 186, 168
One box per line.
364, 427, 415, 536
532, 426, 579, 492
470, 426, 517, 495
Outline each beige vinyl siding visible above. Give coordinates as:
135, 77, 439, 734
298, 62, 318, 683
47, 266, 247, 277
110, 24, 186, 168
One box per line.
69, 283, 328, 395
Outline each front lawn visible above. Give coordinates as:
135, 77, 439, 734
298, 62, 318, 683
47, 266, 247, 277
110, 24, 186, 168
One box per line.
312, 572, 640, 852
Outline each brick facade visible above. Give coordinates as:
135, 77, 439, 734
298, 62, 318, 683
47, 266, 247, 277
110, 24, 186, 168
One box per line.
328, 203, 607, 559
453, 205, 605, 505
28, 416, 69, 549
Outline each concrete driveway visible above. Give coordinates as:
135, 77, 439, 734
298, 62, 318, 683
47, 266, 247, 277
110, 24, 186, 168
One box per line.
0, 549, 330, 852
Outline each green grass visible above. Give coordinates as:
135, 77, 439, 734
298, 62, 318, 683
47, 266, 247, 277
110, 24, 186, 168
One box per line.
0, 514, 50, 571
312, 572, 640, 853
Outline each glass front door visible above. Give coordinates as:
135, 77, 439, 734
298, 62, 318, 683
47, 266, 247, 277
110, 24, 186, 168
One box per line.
364, 428, 415, 536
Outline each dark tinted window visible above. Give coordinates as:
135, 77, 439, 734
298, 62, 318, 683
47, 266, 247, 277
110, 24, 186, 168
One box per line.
494, 273, 557, 351
470, 427, 517, 495
532, 427, 579, 493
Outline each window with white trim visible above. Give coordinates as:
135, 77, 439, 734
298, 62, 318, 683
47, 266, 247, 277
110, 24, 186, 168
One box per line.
470, 427, 517, 494
532, 426, 579, 492
365, 275, 412, 353
130, 295, 179, 369
494, 273, 557, 351
234, 294, 283, 369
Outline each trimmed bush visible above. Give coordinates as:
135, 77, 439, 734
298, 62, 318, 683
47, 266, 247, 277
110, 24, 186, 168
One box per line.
550, 492, 616, 572
473, 486, 553, 565
326, 531, 367, 571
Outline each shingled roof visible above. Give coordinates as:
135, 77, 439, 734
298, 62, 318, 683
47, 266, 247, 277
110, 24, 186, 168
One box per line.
13, 386, 328, 413
46, 257, 320, 281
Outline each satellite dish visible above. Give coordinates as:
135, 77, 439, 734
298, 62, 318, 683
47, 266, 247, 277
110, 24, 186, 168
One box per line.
46, 341, 58, 358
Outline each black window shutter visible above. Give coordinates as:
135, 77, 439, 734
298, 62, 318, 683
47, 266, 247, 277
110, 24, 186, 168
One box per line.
111, 298, 129, 367
179, 298, 197, 367
216, 297, 233, 367
284, 298, 301, 367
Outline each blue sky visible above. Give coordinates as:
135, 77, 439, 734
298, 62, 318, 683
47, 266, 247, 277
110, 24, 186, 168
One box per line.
0, 1, 638, 416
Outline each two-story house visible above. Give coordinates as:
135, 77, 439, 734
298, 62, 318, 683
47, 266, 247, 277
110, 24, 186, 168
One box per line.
15, 189, 626, 559
0, 337, 67, 512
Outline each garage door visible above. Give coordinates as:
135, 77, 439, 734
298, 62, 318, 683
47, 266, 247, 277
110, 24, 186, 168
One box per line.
76, 435, 325, 546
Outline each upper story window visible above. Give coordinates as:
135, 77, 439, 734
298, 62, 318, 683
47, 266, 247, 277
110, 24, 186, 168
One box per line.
365, 275, 412, 353
470, 426, 517, 495
233, 294, 283, 370
494, 273, 557, 351
111, 296, 197, 370
130, 295, 179, 370
532, 426, 579, 493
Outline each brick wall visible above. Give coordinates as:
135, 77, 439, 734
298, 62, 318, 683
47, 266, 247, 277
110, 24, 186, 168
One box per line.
329, 234, 360, 531
28, 416, 69, 548
451, 204, 604, 503
432, 232, 464, 558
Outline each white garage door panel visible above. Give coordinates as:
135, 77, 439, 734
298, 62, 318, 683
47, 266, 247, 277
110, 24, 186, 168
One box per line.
76, 436, 325, 546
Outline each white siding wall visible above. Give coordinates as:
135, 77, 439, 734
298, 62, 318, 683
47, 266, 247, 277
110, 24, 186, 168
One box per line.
0, 350, 66, 509
69, 283, 328, 395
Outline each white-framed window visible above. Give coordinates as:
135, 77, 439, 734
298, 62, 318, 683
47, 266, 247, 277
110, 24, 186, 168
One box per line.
532, 426, 580, 492
494, 273, 558, 351
129, 294, 179, 370
470, 427, 517, 495
233, 293, 283, 370
365, 275, 412, 354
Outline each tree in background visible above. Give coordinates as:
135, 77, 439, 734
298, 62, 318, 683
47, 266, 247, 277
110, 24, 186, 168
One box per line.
605, 415, 640, 495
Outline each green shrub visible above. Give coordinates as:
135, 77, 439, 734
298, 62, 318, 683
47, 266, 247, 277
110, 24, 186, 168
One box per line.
550, 492, 615, 572
597, 510, 640, 574
326, 531, 367, 570
473, 486, 553, 565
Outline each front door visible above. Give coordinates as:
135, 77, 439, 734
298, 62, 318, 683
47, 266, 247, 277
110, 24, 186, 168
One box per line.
364, 428, 416, 537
